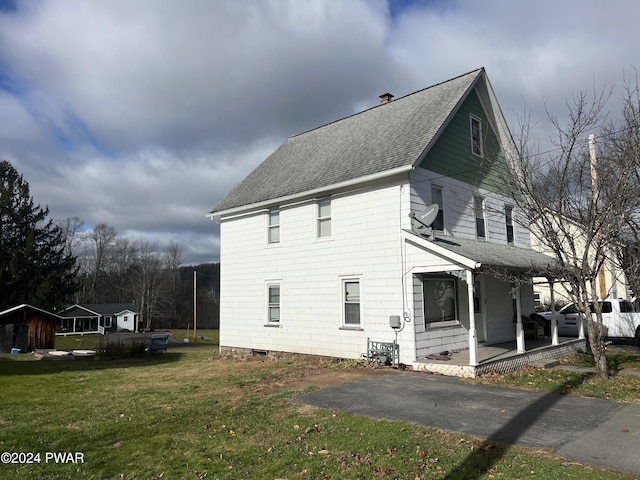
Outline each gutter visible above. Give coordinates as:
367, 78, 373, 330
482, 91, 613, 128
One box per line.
208, 164, 414, 220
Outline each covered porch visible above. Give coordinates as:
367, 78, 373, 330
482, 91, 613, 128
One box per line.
57, 315, 104, 335
403, 231, 568, 375
413, 337, 587, 378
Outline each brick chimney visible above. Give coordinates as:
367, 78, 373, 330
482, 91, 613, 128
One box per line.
379, 93, 394, 104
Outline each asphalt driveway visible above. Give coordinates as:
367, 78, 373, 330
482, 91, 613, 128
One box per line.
295, 372, 640, 476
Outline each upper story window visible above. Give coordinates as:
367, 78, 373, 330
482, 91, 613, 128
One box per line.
431, 185, 444, 232
268, 209, 280, 244
474, 196, 486, 239
470, 115, 483, 157
505, 205, 514, 244
317, 198, 332, 238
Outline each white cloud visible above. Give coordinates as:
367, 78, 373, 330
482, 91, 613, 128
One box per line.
1, 0, 406, 152
2, 0, 640, 264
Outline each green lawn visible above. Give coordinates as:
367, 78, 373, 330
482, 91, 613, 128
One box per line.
53, 329, 220, 351
0, 340, 635, 479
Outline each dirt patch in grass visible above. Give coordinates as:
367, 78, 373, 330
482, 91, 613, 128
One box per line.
277, 364, 401, 390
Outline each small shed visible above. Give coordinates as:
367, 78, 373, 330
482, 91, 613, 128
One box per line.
0, 304, 60, 353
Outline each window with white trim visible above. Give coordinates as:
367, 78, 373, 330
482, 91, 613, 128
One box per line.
423, 277, 458, 326
431, 185, 444, 232
533, 291, 542, 307
268, 209, 280, 244
470, 115, 483, 157
317, 198, 331, 238
474, 196, 486, 239
343, 280, 361, 326
505, 205, 514, 244
267, 284, 280, 323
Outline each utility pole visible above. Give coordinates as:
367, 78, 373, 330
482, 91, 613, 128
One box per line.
193, 270, 197, 343
590, 134, 607, 299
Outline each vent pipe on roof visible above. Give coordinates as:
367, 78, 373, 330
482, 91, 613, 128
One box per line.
379, 93, 394, 104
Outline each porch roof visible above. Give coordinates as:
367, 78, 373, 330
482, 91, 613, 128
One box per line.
434, 235, 557, 272
404, 230, 557, 274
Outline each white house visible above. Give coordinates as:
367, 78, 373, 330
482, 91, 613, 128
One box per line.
57, 303, 139, 335
208, 68, 563, 371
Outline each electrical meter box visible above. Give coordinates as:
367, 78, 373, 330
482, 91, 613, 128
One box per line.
389, 315, 401, 329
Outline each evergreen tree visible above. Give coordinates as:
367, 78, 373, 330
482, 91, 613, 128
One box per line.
0, 161, 78, 310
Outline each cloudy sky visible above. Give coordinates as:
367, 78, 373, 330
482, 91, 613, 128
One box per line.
1, 0, 638, 264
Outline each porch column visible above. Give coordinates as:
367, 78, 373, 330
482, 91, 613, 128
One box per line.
549, 279, 559, 345
466, 269, 478, 366
515, 285, 525, 354
578, 313, 586, 339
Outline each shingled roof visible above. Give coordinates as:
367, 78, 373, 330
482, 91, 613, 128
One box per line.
59, 303, 138, 317
209, 68, 486, 216
433, 234, 558, 272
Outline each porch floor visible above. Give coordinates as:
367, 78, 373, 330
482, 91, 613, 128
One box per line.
413, 337, 588, 378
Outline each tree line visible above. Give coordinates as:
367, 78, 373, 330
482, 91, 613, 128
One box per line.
58, 218, 220, 329
0, 160, 218, 329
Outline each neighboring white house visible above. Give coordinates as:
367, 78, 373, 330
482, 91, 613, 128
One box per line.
208, 68, 557, 368
57, 303, 139, 335
530, 218, 630, 308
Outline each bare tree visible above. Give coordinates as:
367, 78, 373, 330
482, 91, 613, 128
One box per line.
54, 216, 86, 258
130, 240, 164, 330
502, 82, 640, 381
605, 72, 640, 306
161, 242, 185, 328
88, 223, 117, 303
107, 238, 137, 303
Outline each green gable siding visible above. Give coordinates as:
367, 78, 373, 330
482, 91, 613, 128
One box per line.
418, 88, 506, 194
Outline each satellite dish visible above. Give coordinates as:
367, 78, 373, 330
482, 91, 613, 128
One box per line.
415, 204, 439, 227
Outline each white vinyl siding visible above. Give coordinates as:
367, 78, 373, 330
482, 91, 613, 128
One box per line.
410, 169, 533, 247
218, 182, 405, 361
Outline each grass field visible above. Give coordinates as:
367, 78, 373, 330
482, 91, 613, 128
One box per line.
0, 332, 637, 479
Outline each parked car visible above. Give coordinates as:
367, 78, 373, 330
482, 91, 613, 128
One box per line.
539, 299, 640, 339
